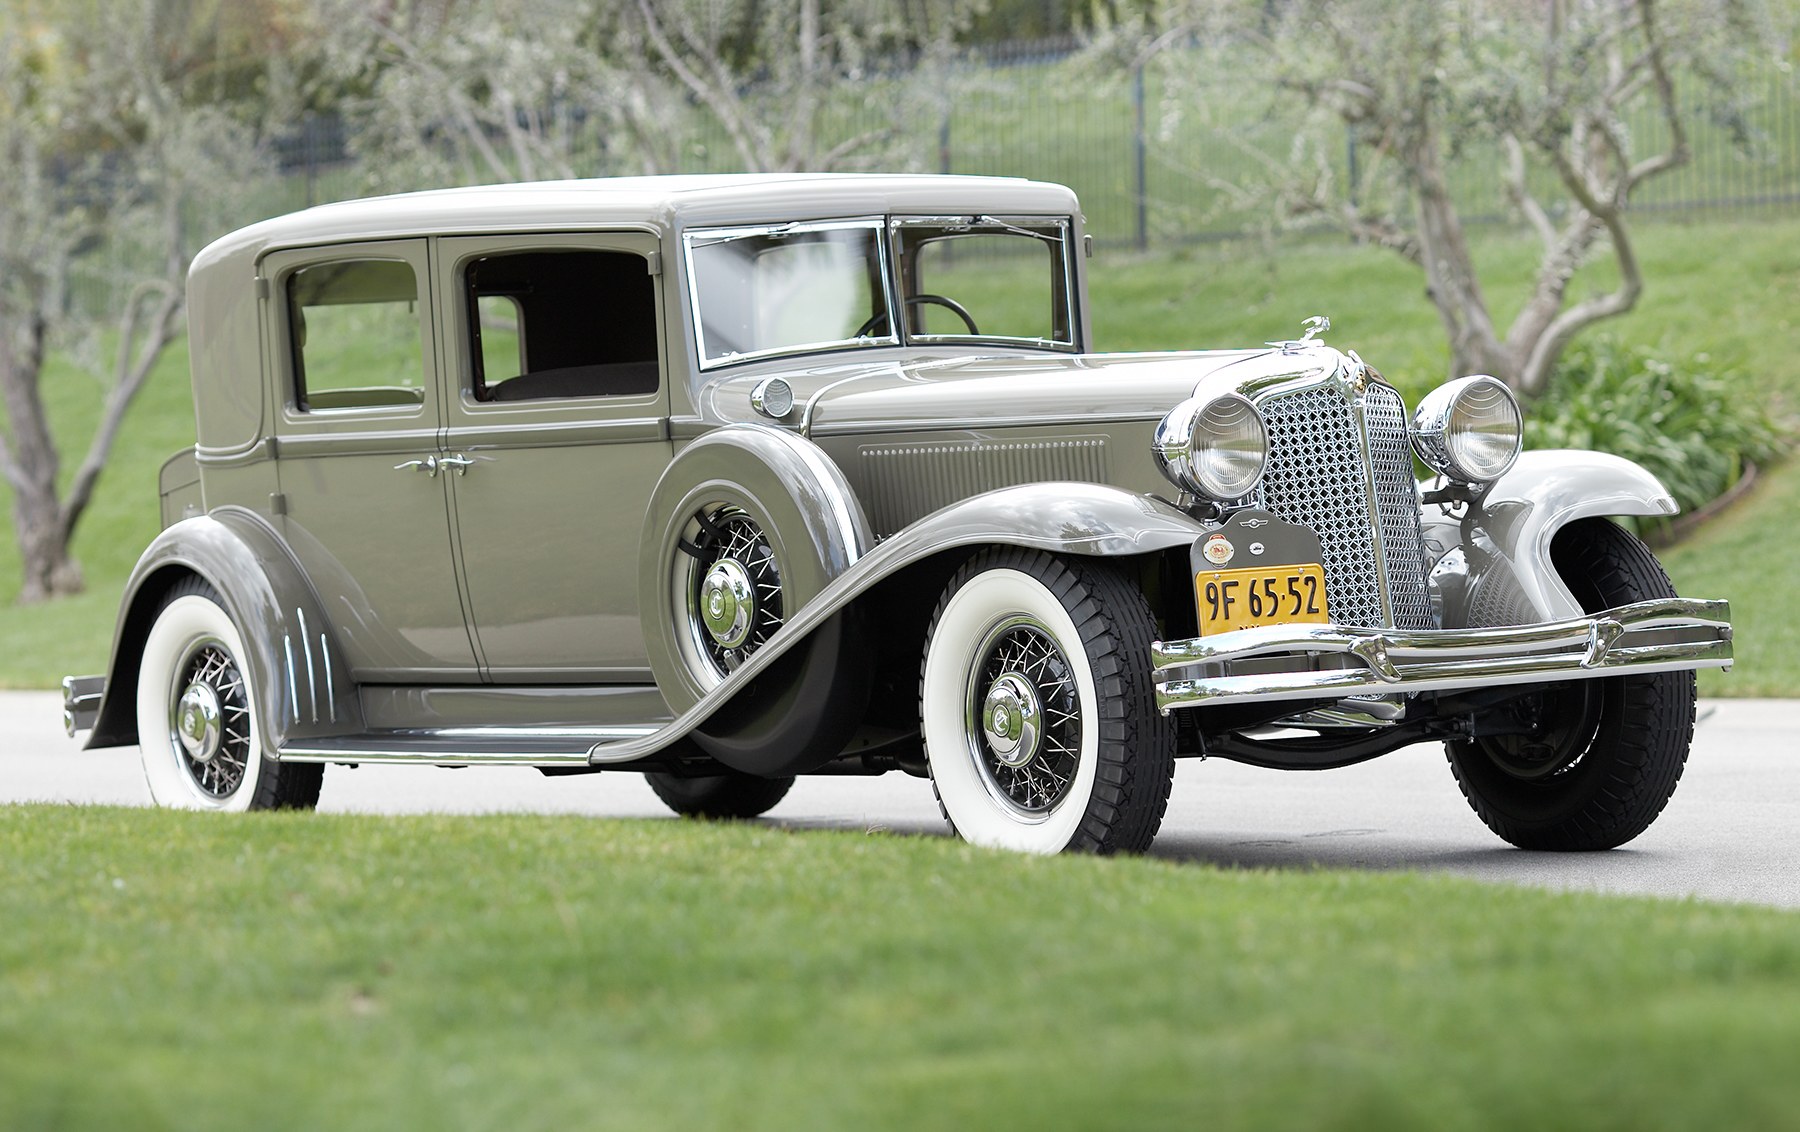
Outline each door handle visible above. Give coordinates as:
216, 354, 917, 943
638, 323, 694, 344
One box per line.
438, 453, 475, 475
394, 456, 439, 477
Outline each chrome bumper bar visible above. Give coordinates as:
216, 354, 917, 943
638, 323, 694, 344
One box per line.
62, 675, 105, 737
1151, 598, 1732, 713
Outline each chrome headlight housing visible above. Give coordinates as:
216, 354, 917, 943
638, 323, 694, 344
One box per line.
1411, 376, 1522, 484
1152, 393, 1268, 500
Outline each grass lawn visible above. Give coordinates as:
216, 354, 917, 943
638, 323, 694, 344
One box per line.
0, 213, 1794, 691
3, 806, 1798, 1131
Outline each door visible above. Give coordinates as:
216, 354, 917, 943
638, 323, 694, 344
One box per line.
265, 241, 479, 681
434, 233, 672, 682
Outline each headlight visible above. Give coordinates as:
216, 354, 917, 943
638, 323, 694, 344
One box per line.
1411, 376, 1521, 484
1152, 393, 1267, 500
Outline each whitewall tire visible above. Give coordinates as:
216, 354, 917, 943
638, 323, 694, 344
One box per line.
920, 548, 1174, 855
136, 580, 321, 812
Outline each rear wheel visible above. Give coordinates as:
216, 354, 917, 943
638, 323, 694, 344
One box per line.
1446, 519, 1695, 850
136, 578, 322, 812
645, 770, 794, 819
920, 548, 1174, 855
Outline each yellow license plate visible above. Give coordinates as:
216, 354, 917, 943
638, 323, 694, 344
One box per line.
1195, 563, 1330, 635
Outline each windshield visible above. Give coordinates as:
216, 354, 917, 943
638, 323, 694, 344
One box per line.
686, 221, 891, 367
891, 216, 1076, 349
684, 214, 1077, 369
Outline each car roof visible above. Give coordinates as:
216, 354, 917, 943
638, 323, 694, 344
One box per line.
191, 173, 1083, 277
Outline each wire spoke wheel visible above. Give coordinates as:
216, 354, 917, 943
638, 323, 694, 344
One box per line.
921, 548, 1174, 855
169, 639, 255, 799
677, 505, 785, 681
136, 579, 322, 812
966, 619, 1081, 816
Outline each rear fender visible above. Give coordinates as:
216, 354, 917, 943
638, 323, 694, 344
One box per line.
85, 507, 361, 750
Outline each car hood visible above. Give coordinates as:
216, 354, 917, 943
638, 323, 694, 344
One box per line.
698, 344, 1353, 435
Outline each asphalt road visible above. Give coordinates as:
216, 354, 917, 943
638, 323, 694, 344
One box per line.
4, 691, 1795, 908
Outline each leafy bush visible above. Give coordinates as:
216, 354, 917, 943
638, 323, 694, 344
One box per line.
1525, 337, 1790, 533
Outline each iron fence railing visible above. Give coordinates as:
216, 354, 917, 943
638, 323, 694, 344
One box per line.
66, 38, 1800, 316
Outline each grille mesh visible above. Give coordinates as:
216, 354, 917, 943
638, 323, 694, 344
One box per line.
1253, 382, 1434, 629
1363, 385, 1437, 630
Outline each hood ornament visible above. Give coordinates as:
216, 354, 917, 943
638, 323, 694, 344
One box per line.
1268, 315, 1330, 355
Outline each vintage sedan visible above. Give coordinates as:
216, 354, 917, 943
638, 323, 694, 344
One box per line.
64, 173, 1733, 854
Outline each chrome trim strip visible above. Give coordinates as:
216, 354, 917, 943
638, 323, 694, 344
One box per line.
1150, 598, 1732, 712
278, 747, 593, 767
319, 633, 336, 724
297, 607, 318, 723
278, 724, 660, 766
283, 634, 299, 724
431, 725, 660, 740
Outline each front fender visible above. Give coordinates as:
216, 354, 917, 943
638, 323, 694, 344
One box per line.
85, 507, 362, 750
1428, 449, 1679, 626
591, 482, 1206, 765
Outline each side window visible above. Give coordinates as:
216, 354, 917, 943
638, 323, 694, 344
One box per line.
477, 295, 525, 383
465, 250, 659, 402
287, 259, 426, 411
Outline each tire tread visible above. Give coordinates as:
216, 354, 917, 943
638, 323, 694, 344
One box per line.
1446, 519, 1694, 850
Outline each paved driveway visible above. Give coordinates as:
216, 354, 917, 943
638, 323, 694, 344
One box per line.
5, 691, 1795, 908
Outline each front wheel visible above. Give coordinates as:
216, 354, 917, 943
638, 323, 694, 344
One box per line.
1446, 519, 1695, 850
920, 548, 1174, 855
136, 578, 322, 812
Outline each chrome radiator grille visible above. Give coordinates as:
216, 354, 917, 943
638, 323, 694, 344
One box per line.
1252, 382, 1435, 630
1362, 385, 1437, 630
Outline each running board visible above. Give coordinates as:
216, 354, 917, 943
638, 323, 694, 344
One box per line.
279, 724, 663, 767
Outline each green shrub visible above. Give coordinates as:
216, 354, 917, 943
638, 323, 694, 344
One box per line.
1525, 337, 1789, 534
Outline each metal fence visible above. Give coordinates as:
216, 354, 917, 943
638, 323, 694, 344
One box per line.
68, 37, 1800, 314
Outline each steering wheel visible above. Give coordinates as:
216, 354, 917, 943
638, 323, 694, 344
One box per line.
854, 293, 980, 339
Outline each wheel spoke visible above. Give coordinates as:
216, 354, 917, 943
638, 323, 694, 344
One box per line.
970, 622, 1080, 815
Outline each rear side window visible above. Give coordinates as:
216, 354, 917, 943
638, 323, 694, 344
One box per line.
287, 259, 426, 411
465, 249, 660, 402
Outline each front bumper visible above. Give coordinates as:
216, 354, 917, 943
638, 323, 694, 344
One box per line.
1151, 598, 1732, 713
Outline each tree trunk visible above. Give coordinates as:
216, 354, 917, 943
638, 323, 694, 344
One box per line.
1407, 124, 1519, 386
0, 309, 86, 603
13, 489, 84, 603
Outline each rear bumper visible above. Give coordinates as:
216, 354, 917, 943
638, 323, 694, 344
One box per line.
62, 675, 106, 737
1151, 598, 1732, 713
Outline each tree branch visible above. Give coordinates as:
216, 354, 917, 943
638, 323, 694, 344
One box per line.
1502, 132, 1557, 249
1518, 205, 1643, 396
60, 261, 186, 544
633, 0, 768, 170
